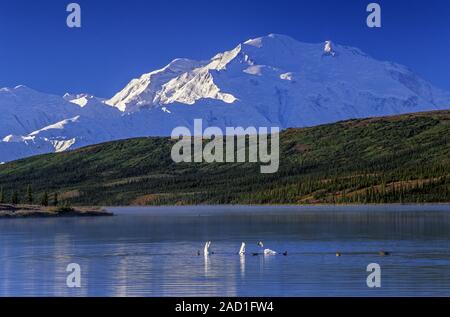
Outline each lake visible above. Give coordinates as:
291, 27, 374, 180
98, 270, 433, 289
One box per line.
0, 205, 449, 297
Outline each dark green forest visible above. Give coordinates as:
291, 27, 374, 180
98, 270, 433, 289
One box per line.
0, 110, 449, 206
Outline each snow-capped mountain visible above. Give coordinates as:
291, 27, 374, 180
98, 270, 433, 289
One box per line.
106, 34, 450, 127
107, 58, 207, 112
1, 34, 449, 162
0, 89, 124, 162
0, 85, 81, 137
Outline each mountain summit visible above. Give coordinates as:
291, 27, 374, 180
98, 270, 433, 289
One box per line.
1, 34, 449, 162
105, 34, 450, 127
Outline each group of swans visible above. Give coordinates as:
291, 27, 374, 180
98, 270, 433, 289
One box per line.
202, 241, 287, 256
201, 242, 389, 257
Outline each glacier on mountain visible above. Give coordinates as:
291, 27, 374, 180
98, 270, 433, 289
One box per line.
1, 34, 449, 162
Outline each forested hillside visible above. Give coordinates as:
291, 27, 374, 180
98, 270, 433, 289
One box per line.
0, 111, 448, 206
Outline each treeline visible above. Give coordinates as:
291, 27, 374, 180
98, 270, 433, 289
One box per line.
234, 171, 449, 205
0, 110, 448, 206
127, 157, 449, 206
0, 185, 58, 206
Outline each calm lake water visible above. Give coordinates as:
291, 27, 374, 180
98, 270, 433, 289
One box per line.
0, 205, 449, 297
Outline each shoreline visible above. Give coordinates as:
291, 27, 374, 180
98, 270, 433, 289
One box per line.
2, 203, 448, 218
104, 202, 450, 208
105, 203, 450, 215
0, 204, 114, 219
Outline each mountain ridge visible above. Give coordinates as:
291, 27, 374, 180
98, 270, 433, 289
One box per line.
1, 34, 449, 163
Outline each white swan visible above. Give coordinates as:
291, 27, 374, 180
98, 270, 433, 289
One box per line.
258, 241, 277, 255
204, 241, 212, 255
264, 249, 277, 256
239, 242, 246, 255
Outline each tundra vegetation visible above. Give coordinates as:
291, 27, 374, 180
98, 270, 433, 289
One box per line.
0, 111, 448, 206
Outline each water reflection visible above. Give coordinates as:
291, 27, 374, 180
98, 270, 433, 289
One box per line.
204, 253, 210, 277
0, 205, 449, 296
240, 255, 245, 278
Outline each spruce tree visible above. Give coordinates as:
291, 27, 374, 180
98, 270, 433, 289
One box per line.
12, 191, 19, 205
53, 192, 58, 207
27, 185, 33, 205
0, 187, 4, 204
41, 192, 49, 207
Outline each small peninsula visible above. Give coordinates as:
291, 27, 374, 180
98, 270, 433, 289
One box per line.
0, 204, 113, 219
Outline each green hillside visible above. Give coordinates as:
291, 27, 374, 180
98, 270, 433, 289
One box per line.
0, 110, 449, 206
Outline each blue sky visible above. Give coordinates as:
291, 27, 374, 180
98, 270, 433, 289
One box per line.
0, 0, 449, 97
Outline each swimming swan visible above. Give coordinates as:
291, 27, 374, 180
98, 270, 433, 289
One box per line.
264, 249, 277, 256
258, 241, 277, 255
239, 242, 246, 255
204, 241, 212, 255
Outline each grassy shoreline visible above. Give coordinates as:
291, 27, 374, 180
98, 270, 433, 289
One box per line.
0, 204, 113, 218
104, 202, 450, 208
2, 202, 447, 218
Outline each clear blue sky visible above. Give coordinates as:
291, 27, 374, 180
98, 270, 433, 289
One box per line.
0, 0, 449, 98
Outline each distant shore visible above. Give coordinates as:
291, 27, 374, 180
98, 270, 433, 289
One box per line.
0, 204, 113, 218
106, 202, 450, 208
